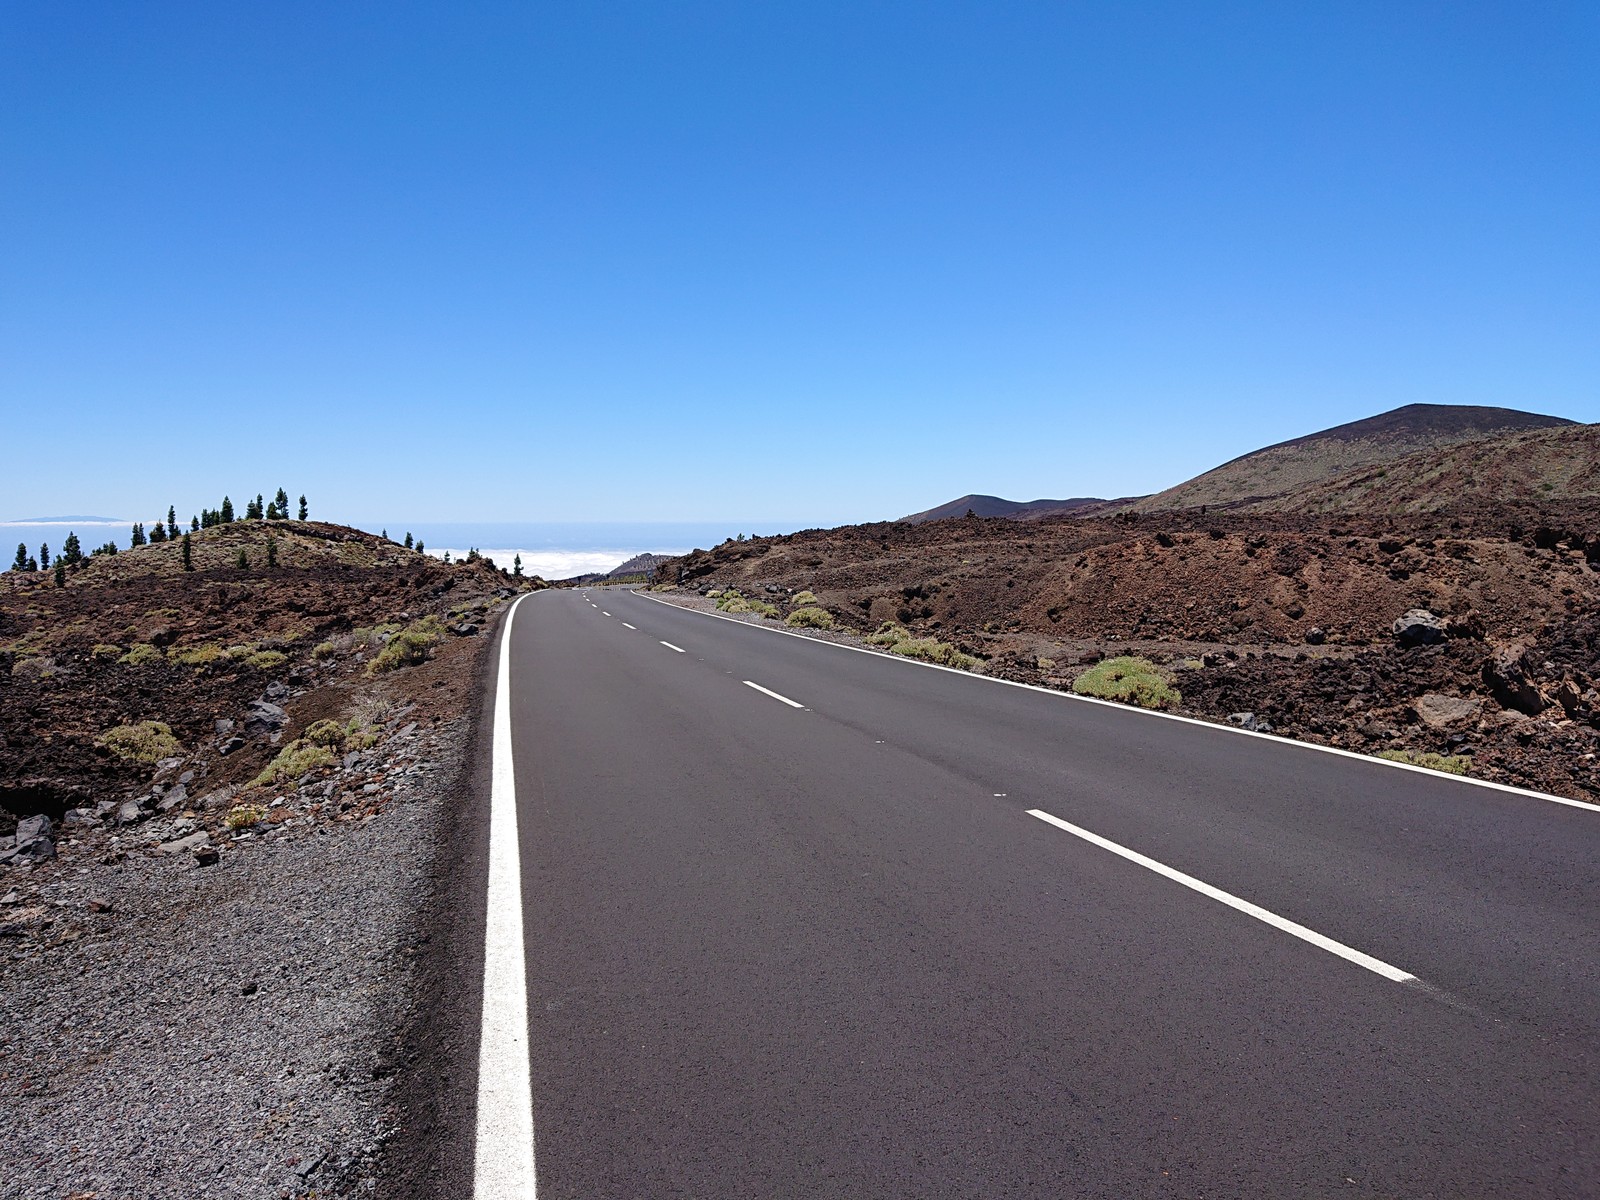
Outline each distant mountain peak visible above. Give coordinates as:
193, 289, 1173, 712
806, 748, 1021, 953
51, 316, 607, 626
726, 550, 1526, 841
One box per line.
901, 494, 1105, 524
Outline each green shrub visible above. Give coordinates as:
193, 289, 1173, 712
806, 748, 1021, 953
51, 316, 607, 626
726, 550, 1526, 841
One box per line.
1377, 749, 1470, 775
888, 636, 979, 670
790, 590, 820, 607
714, 589, 747, 611
746, 600, 779, 618
785, 606, 835, 630
312, 640, 337, 659
169, 642, 227, 668
1071, 656, 1180, 710
366, 616, 443, 676
251, 739, 337, 787
304, 718, 346, 747
225, 803, 268, 830
91, 643, 122, 660
863, 622, 979, 670
101, 721, 182, 764
119, 643, 162, 667
244, 649, 287, 670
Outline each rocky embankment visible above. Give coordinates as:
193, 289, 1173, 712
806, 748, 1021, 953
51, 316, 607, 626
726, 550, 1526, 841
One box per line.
656, 501, 1600, 804
0, 521, 536, 1197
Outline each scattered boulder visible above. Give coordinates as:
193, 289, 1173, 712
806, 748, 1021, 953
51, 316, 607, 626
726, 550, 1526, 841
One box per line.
1414, 693, 1480, 728
1, 815, 56, 864
1393, 609, 1447, 648
449, 622, 479, 637
243, 700, 289, 738
1483, 650, 1548, 716
1554, 678, 1584, 717
193, 844, 220, 867
214, 718, 236, 736
158, 831, 212, 856
1305, 627, 1326, 646
114, 800, 146, 826
1228, 712, 1274, 734
218, 736, 245, 756
156, 783, 189, 813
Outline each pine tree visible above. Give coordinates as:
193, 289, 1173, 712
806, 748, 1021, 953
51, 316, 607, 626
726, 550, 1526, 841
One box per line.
150, 521, 167, 544
381, 529, 388, 541
61, 532, 81, 564
39, 544, 50, 570
272, 488, 289, 521
182, 533, 193, 571
12, 543, 26, 572
297, 495, 308, 520
221, 496, 235, 524
236, 548, 249, 570
404, 532, 414, 549
54, 562, 66, 587
191, 515, 199, 532
266, 535, 278, 567
415, 541, 424, 554
442, 551, 452, 564
167, 506, 178, 539
130, 522, 146, 547
248, 494, 264, 520
514, 554, 523, 577
25, 556, 37, 572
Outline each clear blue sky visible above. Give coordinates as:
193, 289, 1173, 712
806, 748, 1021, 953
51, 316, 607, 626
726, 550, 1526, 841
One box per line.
3, 2, 1596, 527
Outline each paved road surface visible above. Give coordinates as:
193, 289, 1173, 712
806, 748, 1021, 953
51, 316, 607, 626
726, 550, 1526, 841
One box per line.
488, 586, 1598, 1197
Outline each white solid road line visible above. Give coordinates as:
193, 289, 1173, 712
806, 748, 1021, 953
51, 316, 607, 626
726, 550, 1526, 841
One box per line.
1027, 809, 1417, 984
661, 641, 685, 653
474, 594, 537, 1199
602, 611, 611, 617
622, 622, 636, 630
744, 680, 806, 709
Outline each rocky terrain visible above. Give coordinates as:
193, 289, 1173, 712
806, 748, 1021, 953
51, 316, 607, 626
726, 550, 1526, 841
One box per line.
0, 518, 540, 1197
657, 419, 1600, 806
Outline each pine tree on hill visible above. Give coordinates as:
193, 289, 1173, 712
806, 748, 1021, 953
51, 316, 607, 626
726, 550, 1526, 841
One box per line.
150, 522, 167, 544
182, 533, 193, 571
130, 522, 146, 546
236, 548, 249, 569
272, 488, 289, 520
247, 495, 264, 520
12, 543, 27, 572
514, 554, 523, 577
167, 507, 178, 539
39, 544, 50, 569
404, 532, 414, 549
25, 556, 37, 572
191, 515, 199, 532
297, 495, 308, 520
221, 496, 235, 523
415, 540, 424, 554
266, 535, 278, 567
61, 532, 82, 564
54, 562, 65, 587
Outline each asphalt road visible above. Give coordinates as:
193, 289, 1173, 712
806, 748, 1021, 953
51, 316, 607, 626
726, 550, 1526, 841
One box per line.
494, 586, 1599, 1198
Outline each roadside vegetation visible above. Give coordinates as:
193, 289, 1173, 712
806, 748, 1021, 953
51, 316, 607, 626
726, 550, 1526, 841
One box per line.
1377, 748, 1471, 775
100, 720, 182, 764
1071, 656, 1181, 710
866, 622, 980, 669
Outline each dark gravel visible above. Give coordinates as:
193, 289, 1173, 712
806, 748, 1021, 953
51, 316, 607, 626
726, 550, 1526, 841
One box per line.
0, 716, 473, 1199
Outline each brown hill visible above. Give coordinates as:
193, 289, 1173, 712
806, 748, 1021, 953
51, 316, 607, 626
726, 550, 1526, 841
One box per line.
1129, 403, 1573, 513
1265, 423, 1600, 515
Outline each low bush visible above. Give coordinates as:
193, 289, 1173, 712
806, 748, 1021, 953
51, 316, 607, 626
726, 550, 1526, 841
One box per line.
119, 643, 162, 667
225, 803, 268, 830
366, 616, 443, 676
251, 739, 337, 787
864, 622, 979, 669
91, 643, 122, 660
1071, 656, 1180, 710
790, 590, 820, 607
244, 649, 287, 670
746, 600, 779, 618
304, 718, 346, 747
785, 606, 835, 630
101, 721, 182, 764
169, 642, 227, 668
312, 640, 338, 659
1377, 749, 1470, 775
